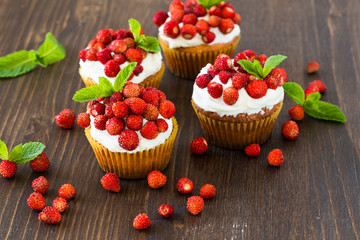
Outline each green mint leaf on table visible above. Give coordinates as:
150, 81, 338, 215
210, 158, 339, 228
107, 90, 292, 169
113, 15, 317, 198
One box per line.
37, 32, 66, 66
262, 55, 287, 77
128, 19, 160, 53
14, 142, 45, 165
8, 144, 23, 162
73, 85, 103, 102
198, 0, 224, 8
114, 62, 137, 91
282, 82, 305, 105
0, 140, 8, 160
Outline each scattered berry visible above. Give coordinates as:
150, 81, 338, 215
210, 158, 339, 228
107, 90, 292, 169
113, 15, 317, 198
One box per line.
52, 197, 67, 213
158, 100, 176, 119
268, 149, 284, 166
158, 204, 174, 218
245, 143, 260, 157
30, 152, 50, 172
118, 129, 139, 151
304, 84, 320, 99
77, 112, 90, 128
307, 61, 320, 74
288, 105, 304, 121
200, 184, 216, 199
133, 213, 151, 230
223, 87, 239, 105
281, 120, 299, 140
195, 74, 213, 89
190, 137, 208, 155
219, 18, 235, 34
207, 82, 223, 98
155, 119, 169, 132
106, 117, 125, 135
245, 79, 268, 99
55, 109, 76, 129
58, 184, 76, 200
104, 60, 120, 78
187, 196, 204, 215
195, 19, 210, 35
38, 206, 61, 224
163, 20, 180, 38
177, 177, 194, 194
27, 192, 46, 211
181, 24, 197, 40
141, 122, 159, 140
147, 170, 167, 189
153, 11, 169, 27
0, 160, 17, 178
32, 176, 49, 194
202, 31, 216, 44
101, 173, 121, 192
310, 80, 326, 93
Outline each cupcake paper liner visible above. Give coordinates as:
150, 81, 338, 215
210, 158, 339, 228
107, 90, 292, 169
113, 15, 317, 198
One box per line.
159, 35, 240, 79
85, 117, 178, 179
191, 100, 283, 149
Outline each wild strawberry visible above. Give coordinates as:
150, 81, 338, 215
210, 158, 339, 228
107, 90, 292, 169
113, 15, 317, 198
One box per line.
155, 119, 169, 132
123, 83, 141, 98
221, 6, 235, 18
163, 20, 180, 38
87, 100, 99, 111
209, 6, 222, 16
305, 84, 320, 99
245, 79, 268, 99
93, 42, 105, 51
55, 109, 75, 129
232, 72, 248, 89
113, 29, 128, 40
208, 15, 221, 27
112, 101, 129, 118
195, 19, 210, 35
95, 48, 111, 64
88, 39, 98, 48
193, 4, 206, 17
123, 38, 136, 49
234, 52, 248, 69
106, 117, 125, 135
85, 48, 97, 61
183, 0, 196, 13
104, 60, 120, 78
79, 49, 87, 62
310, 80, 326, 93
153, 11, 169, 27
223, 87, 239, 105
113, 53, 127, 65
27, 192, 46, 211
307, 61, 320, 74
281, 120, 299, 140
182, 13, 197, 25
257, 54, 267, 66
133, 64, 144, 76
38, 206, 61, 224
270, 68, 288, 86
108, 40, 127, 54
268, 149, 284, 166
243, 50, 257, 61
142, 104, 159, 121
126, 114, 143, 131
32, 176, 49, 194
202, 31, 216, 44
110, 92, 123, 103
157, 90, 167, 102
158, 100, 176, 119
90, 103, 106, 117
133, 213, 151, 230
233, 13, 242, 25
119, 129, 139, 150
76, 112, 90, 128
177, 178, 194, 194
195, 74, 213, 88
125, 97, 147, 115
158, 204, 174, 218
125, 49, 143, 64
96, 29, 112, 44
30, 152, 50, 172
101, 173, 121, 192
219, 2, 234, 9
0, 160, 17, 178
288, 105, 304, 121
219, 18, 235, 34
214, 54, 232, 70
207, 82, 223, 98
218, 71, 232, 84
263, 75, 279, 90
171, 9, 185, 23
147, 170, 167, 189
52, 197, 67, 213
94, 115, 107, 130
207, 65, 220, 77
141, 122, 159, 139
58, 184, 75, 200
190, 137, 208, 155
200, 184, 216, 199
244, 143, 260, 157
181, 24, 197, 40
142, 90, 160, 106
187, 196, 204, 215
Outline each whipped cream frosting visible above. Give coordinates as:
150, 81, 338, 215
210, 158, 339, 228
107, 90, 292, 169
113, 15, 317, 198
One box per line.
89, 115, 173, 153
79, 51, 163, 84
158, 13, 241, 49
192, 64, 284, 117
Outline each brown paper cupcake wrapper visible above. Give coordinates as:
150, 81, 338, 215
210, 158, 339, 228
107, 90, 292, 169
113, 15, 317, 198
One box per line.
159, 35, 240, 79
85, 117, 178, 179
191, 100, 283, 149
79, 62, 165, 89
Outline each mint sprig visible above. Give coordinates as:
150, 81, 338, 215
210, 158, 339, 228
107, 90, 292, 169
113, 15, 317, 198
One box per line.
0, 32, 66, 78
0, 140, 45, 165
198, 0, 224, 8
73, 62, 137, 102
129, 19, 160, 53
283, 82, 346, 123
238, 55, 287, 79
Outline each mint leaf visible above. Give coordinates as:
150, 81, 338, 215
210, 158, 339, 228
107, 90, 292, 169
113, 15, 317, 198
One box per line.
14, 142, 45, 165
113, 62, 137, 92
237, 60, 261, 79
253, 59, 265, 79
263, 55, 287, 77
129, 19, 141, 42
0, 140, 8, 160
37, 32, 66, 66
138, 36, 161, 53
283, 82, 305, 106
99, 77, 115, 97
0, 50, 37, 78
8, 144, 23, 163
73, 85, 103, 102
198, 0, 223, 8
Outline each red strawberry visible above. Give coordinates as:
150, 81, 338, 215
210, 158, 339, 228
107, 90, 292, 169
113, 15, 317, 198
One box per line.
305, 84, 320, 99
209, 6, 221, 16
163, 20, 180, 38
195, 74, 213, 88
133, 64, 144, 76
52, 197, 67, 213
207, 82, 223, 98
177, 177, 194, 194
288, 105, 304, 121
30, 152, 50, 172
125, 49, 143, 64
141, 122, 159, 139
96, 48, 112, 64
153, 11, 169, 27
200, 184, 216, 199
270, 68, 288, 86
79, 49, 87, 62
155, 119, 168, 132
157, 90, 167, 102
232, 72, 248, 89
94, 115, 107, 130
307, 61, 320, 74
263, 75, 279, 90
58, 184, 76, 200
147, 170, 167, 189
32, 176, 49, 194
244, 143, 260, 157
113, 29, 128, 40
183, 0, 196, 13
202, 31, 216, 44
214, 54, 232, 70
221, 6, 235, 19
142, 104, 159, 121
112, 101, 129, 118
87, 39, 97, 48
123, 37, 136, 49
113, 53, 127, 65
110, 92, 123, 103
257, 54, 267, 66
223, 87, 239, 105
207, 65, 220, 77
108, 40, 127, 54
93, 42, 105, 51
77, 112, 90, 128
243, 50, 257, 61
171, 9, 185, 23
133, 213, 151, 230
158, 100, 176, 119
218, 71, 232, 84
187, 196, 204, 215
125, 97, 147, 115
106, 117, 125, 135
281, 120, 299, 140
245, 79, 268, 99
126, 114, 143, 131
85, 48, 97, 61
118, 129, 139, 150
219, 18, 235, 34
104, 60, 120, 77
181, 24, 197, 40
96, 29, 112, 44
0, 160, 17, 178
268, 149, 284, 166
38, 206, 61, 224
182, 13, 197, 25
123, 83, 141, 98
233, 13, 242, 25
158, 204, 174, 218
27, 192, 46, 211
190, 137, 208, 155
101, 173, 121, 192
142, 90, 160, 106
310, 80, 326, 93
193, 4, 206, 17
208, 15, 221, 27
55, 109, 75, 129
195, 19, 210, 35
90, 103, 106, 117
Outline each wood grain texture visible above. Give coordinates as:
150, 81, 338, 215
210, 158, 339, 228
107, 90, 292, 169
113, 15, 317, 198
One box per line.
0, 0, 359, 239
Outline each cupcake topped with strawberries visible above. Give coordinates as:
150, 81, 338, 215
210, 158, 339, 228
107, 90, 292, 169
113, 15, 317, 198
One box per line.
153, 0, 241, 79
79, 19, 165, 89
191, 50, 287, 149
74, 64, 178, 179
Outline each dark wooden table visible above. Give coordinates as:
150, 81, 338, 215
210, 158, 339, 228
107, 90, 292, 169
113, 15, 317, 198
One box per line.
1, 0, 359, 239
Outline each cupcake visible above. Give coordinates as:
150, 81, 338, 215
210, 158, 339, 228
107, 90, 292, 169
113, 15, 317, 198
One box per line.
153, 0, 241, 79
74, 64, 178, 179
191, 50, 288, 149
79, 19, 165, 89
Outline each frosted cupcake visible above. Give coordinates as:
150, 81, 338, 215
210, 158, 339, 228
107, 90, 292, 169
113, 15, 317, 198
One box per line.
74, 64, 178, 179
191, 50, 287, 149
79, 19, 164, 89
153, 0, 241, 79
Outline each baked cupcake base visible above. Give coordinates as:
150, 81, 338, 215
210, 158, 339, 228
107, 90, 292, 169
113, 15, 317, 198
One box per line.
159, 35, 240, 79
79, 62, 165, 89
191, 100, 283, 149
85, 117, 178, 179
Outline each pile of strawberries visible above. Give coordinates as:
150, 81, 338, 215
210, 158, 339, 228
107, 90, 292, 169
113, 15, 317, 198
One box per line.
153, 0, 241, 43
79, 28, 146, 78
195, 50, 288, 105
